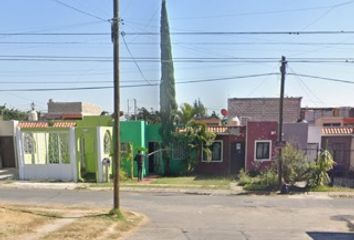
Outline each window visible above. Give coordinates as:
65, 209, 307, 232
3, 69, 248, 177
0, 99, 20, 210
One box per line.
103, 131, 112, 154
255, 140, 271, 161
48, 132, 70, 164
202, 141, 223, 162
24, 133, 36, 154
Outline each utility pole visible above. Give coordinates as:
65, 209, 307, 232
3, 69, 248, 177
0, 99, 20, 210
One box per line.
133, 98, 137, 120
278, 56, 287, 188
112, 0, 120, 211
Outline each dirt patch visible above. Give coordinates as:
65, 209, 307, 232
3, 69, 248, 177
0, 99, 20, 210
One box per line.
0, 204, 143, 240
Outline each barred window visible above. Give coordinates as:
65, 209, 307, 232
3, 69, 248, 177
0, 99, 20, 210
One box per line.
24, 133, 36, 154
103, 131, 112, 154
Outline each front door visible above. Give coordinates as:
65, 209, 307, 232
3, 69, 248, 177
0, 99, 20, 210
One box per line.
0, 137, 16, 168
230, 142, 245, 174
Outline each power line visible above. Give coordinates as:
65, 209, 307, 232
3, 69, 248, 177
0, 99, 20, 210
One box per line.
121, 32, 153, 85
0, 73, 279, 92
51, 0, 110, 23
0, 33, 109, 36
4, 30, 354, 36
169, 0, 354, 20
287, 66, 326, 105
176, 73, 278, 84
1, 72, 353, 92
123, 30, 354, 36
2, 56, 354, 63
288, 73, 354, 85
4, 40, 354, 47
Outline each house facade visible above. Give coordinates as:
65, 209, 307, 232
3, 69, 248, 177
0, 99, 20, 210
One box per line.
195, 126, 246, 176
245, 121, 278, 172
283, 122, 321, 161
321, 127, 354, 174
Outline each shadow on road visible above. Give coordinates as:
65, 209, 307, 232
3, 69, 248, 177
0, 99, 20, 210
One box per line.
307, 232, 354, 240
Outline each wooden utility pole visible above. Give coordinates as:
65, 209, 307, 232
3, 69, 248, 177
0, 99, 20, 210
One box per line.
278, 56, 287, 188
112, 0, 120, 210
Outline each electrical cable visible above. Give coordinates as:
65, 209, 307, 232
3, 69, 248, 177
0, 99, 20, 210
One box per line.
288, 73, 354, 85
0, 73, 279, 92
51, 0, 110, 23
121, 32, 153, 85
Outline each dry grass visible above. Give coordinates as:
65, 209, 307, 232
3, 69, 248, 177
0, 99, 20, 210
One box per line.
0, 204, 143, 240
0, 205, 53, 240
40, 210, 142, 240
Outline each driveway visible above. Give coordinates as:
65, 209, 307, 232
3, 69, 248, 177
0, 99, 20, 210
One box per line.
0, 187, 353, 240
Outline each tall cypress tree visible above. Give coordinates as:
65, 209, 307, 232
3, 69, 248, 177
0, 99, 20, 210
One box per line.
160, 0, 177, 175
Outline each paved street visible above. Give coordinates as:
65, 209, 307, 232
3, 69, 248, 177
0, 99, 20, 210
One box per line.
0, 187, 353, 240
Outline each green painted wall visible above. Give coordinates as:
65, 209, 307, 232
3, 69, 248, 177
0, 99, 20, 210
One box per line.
75, 116, 112, 181
144, 123, 186, 176
120, 121, 147, 177
76, 116, 112, 128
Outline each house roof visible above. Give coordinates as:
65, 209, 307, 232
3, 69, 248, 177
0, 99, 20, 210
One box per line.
18, 121, 76, 129
52, 122, 77, 128
321, 127, 354, 136
18, 122, 48, 128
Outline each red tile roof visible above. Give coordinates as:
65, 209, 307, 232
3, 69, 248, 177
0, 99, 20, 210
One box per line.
18, 122, 48, 128
321, 127, 354, 135
18, 121, 76, 129
52, 122, 76, 128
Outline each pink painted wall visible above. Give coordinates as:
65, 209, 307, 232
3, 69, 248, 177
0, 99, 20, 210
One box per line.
246, 121, 278, 172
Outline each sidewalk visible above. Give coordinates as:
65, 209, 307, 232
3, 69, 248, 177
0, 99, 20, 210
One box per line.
1, 180, 353, 197
0, 180, 241, 195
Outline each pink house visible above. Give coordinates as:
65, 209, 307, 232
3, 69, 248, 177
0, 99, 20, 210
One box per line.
245, 121, 278, 172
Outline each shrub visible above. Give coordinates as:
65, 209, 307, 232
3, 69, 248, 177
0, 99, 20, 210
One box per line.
237, 169, 253, 186
239, 168, 278, 191
307, 150, 335, 187
282, 144, 310, 184
119, 168, 128, 181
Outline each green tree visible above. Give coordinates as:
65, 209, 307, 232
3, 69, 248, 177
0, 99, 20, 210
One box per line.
174, 120, 216, 173
282, 144, 310, 184
0, 105, 27, 120
177, 100, 209, 127
193, 99, 208, 118
308, 149, 335, 187
129, 107, 161, 124
160, 0, 177, 176
177, 103, 195, 126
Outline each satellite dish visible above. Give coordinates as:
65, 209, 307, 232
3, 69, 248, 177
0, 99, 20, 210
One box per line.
221, 109, 228, 117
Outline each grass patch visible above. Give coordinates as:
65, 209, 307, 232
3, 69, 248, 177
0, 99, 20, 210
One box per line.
0, 204, 143, 240
149, 176, 232, 189
310, 185, 354, 192
40, 210, 142, 240
90, 176, 234, 190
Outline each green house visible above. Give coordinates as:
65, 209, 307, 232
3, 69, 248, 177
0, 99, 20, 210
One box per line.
16, 116, 185, 182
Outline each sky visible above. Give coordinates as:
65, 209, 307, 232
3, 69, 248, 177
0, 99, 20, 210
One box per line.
0, 0, 354, 115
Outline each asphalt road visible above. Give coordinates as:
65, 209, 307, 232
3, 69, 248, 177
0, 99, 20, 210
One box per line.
0, 187, 354, 240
